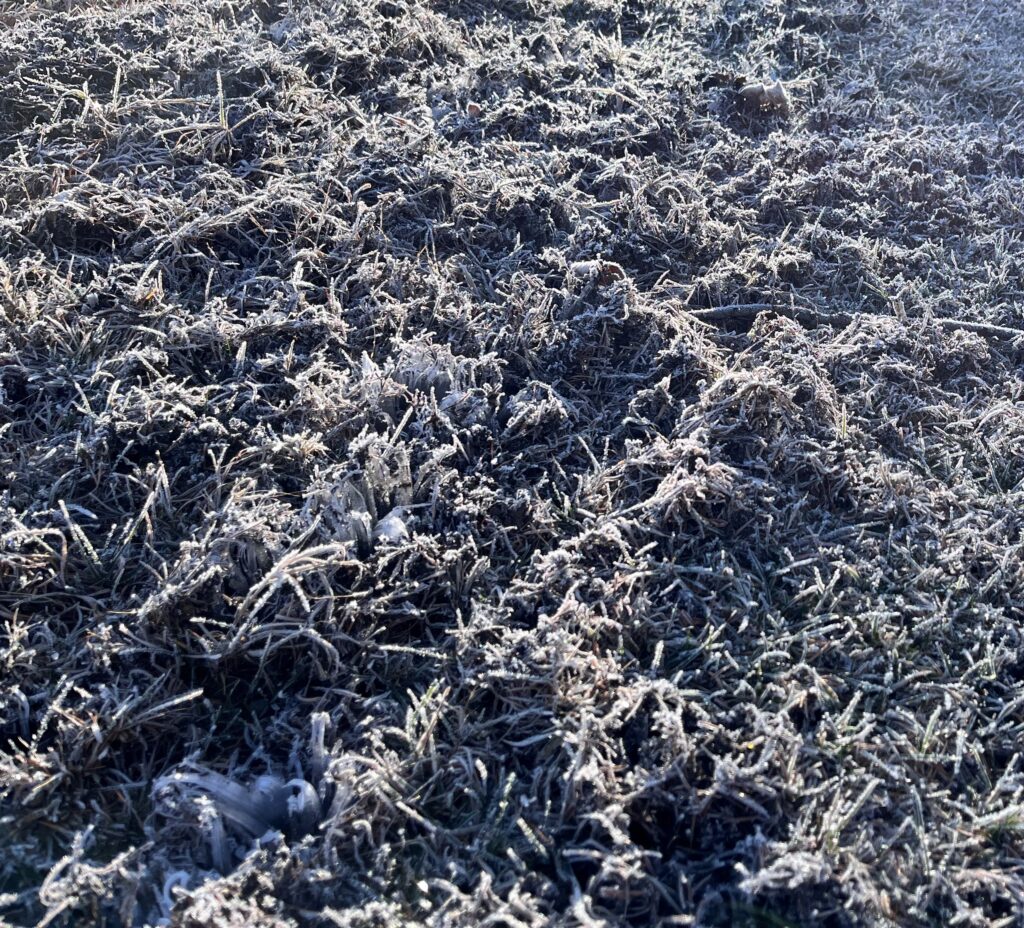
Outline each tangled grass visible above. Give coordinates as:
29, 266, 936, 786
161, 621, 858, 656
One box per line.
2, 0, 1024, 925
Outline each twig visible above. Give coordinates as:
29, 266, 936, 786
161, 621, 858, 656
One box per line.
687, 303, 1024, 342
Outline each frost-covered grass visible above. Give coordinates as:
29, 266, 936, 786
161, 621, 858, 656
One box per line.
2, 0, 1024, 925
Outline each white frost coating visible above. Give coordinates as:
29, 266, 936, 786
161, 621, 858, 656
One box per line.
372, 507, 410, 545
154, 766, 322, 841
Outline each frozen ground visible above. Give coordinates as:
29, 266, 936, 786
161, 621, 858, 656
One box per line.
2, 0, 1024, 925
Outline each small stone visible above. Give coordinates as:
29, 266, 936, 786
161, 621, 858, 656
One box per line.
569, 260, 626, 285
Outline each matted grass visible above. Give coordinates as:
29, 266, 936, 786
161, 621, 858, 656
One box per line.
2, 0, 1024, 925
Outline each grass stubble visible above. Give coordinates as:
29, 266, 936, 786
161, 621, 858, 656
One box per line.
1, 0, 1024, 925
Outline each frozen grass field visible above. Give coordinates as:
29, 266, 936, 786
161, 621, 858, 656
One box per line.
2, 0, 1024, 925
